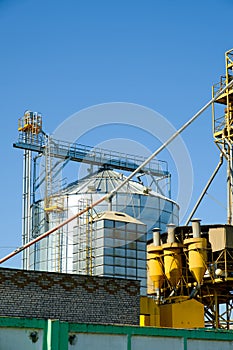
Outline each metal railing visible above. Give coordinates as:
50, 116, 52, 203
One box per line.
213, 76, 227, 97
14, 134, 169, 177
213, 114, 225, 134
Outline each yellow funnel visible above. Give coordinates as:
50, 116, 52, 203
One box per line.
147, 245, 164, 291
184, 237, 207, 284
163, 243, 182, 289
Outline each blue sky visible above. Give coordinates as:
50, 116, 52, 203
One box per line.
0, 0, 233, 267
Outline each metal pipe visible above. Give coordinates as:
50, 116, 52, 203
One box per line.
189, 283, 200, 299
0, 195, 108, 265
227, 143, 233, 224
223, 138, 233, 225
215, 142, 228, 160
191, 218, 201, 238
107, 78, 233, 202
185, 154, 223, 225
167, 223, 176, 243
107, 197, 112, 211
1, 79, 233, 265
152, 228, 161, 246
214, 289, 219, 328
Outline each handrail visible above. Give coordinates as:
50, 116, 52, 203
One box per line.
14, 134, 169, 177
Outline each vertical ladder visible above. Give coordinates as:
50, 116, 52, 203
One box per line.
44, 136, 65, 272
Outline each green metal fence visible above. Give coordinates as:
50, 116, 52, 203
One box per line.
0, 317, 233, 350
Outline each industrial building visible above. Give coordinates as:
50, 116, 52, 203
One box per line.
1, 49, 233, 348
13, 113, 179, 295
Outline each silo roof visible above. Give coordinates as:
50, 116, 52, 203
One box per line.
61, 168, 177, 205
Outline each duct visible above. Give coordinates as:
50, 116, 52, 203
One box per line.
167, 223, 176, 243
152, 228, 161, 246
192, 218, 201, 238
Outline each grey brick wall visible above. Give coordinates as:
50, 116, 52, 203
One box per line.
0, 268, 140, 325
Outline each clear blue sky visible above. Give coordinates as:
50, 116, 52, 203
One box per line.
0, 0, 232, 268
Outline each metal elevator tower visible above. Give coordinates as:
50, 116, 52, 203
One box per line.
15, 111, 171, 271
18, 111, 42, 269
212, 48, 233, 224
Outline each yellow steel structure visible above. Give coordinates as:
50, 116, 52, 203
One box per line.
212, 48, 233, 141
145, 223, 233, 329
212, 48, 233, 224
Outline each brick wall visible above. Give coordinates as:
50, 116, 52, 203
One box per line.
0, 268, 140, 325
